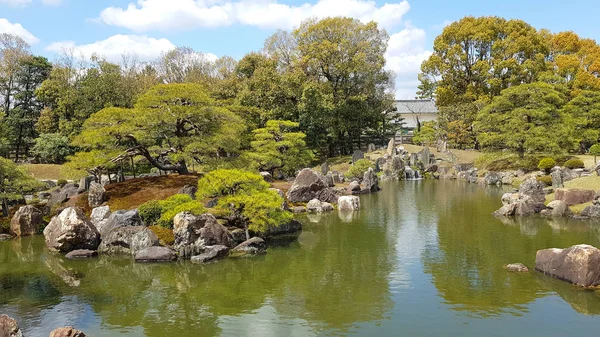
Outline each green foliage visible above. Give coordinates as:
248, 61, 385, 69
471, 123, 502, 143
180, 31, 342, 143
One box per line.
536, 175, 553, 186
198, 169, 290, 234
589, 144, 600, 156
475, 152, 552, 172
345, 159, 373, 181
562, 91, 600, 152
149, 225, 175, 246
157, 201, 205, 228
412, 121, 438, 146
538, 158, 557, 172
0, 157, 43, 216
139, 194, 205, 228
56, 179, 67, 187
564, 158, 585, 169
138, 200, 163, 226
31, 133, 72, 164
245, 120, 314, 175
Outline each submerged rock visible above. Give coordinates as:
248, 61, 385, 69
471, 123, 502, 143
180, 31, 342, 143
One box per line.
307, 199, 334, 213
191, 245, 229, 263
43, 207, 101, 253
535, 244, 600, 287
263, 219, 302, 238
287, 168, 337, 203
65, 249, 98, 259
505, 263, 529, 272
0, 314, 23, 337
98, 226, 159, 256
230, 237, 267, 257
10, 205, 43, 236
173, 213, 232, 259
49, 326, 87, 337
338, 196, 360, 211
135, 246, 177, 262
292, 206, 306, 213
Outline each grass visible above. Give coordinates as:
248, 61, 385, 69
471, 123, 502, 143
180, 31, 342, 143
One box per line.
20, 164, 68, 180
545, 175, 600, 213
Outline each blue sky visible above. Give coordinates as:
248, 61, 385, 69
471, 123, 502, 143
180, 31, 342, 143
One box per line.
1, 0, 598, 97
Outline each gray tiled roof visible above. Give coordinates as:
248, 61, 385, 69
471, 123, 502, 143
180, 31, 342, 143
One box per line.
393, 99, 438, 114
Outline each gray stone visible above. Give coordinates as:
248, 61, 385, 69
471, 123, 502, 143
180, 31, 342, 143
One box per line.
292, 206, 306, 213
349, 181, 361, 192
551, 170, 564, 188
98, 226, 159, 256
580, 205, 600, 218
263, 219, 302, 238
484, 171, 502, 186
307, 199, 324, 213
519, 178, 547, 203
367, 143, 376, 153
505, 263, 529, 272
65, 249, 98, 259
493, 193, 536, 217
338, 196, 360, 211
43, 207, 100, 253
10, 205, 43, 236
351, 150, 364, 164
78, 176, 95, 193
362, 168, 380, 192
90, 206, 111, 231
178, 184, 198, 199
555, 188, 595, 206
87, 181, 106, 208
49, 326, 87, 337
229, 228, 246, 245
417, 147, 431, 166
173, 213, 233, 259
320, 162, 329, 175
386, 138, 395, 156
286, 168, 337, 203
135, 246, 177, 262
540, 200, 572, 217
535, 244, 600, 287
0, 234, 12, 241
381, 156, 404, 180
0, 314, 23, 337
190, 245, 229, 263
260, 171, 274, 183
230, 237, 267, 256
321, 202, 334, 212
98, 209, 143, 238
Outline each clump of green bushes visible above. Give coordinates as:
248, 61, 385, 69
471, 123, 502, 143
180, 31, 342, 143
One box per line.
57, 179, 68, 187
564, 158, 585, 169
345, 159, 372, 181
537, 157, 556, 173
139, 194, 205, 228
536, 175, 553, 186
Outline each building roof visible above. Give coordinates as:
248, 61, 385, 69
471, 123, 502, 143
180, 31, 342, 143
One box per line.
393, 99, 438, 114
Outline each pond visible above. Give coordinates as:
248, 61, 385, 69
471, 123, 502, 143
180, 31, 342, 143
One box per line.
1, 180, 600, 336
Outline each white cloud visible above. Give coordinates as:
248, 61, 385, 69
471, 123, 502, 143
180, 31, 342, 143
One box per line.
41, 0, 63, 6
46, 34, 177, 62
0, 0, 31, 6
0, 18, 39, 44
98, 0, 410, 31
385, 25, 432, 98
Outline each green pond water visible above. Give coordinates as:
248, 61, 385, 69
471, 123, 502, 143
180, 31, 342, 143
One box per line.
2, 180, 600, 336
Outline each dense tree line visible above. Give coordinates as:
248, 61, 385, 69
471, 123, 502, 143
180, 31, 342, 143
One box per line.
418, 16, 600, 155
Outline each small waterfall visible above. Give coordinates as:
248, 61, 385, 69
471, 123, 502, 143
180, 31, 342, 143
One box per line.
404, 166, 423, 180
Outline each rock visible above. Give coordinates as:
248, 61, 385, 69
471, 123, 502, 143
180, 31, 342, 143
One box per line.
65, 249, 98, 259
0, 314, 23, 337
381, 155, 404, 180
178, 184, 198, 199
519, 178, 547, 203
260, 171, 273, 183
135, 246, 177, 262
286, 168, 337, 203
319, 173, 334, 188
190, 245, 229, 263
417, 147, 431, 166
230, 237, 267, 256
49, 326, 87, 337
331, 171, 343, 184
580, 205, 600, 218
320, 162, 329, 175
386, 138, 395, 156
292, 206, 306, 213
205, 198, 219, 208
505, 263, 529, 272
98, 226, 159, 256
535, 244, 600, 287
493, 193, 536, 217
540, 200, 572, 217
349, 181, 361, 192
43, 207, 101, 252
307, 199, 324, 213
77, 176, 95, 193
229, 228, 246, 245
263, 219, 302, 237
425, 164, 438, 173
0, 234, 12, 241
484, 171, 502, 186
362, 168, 380, 192
555, 188, 595, 206
551, 170, 564, 188
351, 150, 364, 164
98, 209, 143, 238
10, 205, 43, 236
87, 181, 106, 208
321, 202, 334, 212
338, 196, 360, 211
173, 213, 233, 259
367, 143, 376, 153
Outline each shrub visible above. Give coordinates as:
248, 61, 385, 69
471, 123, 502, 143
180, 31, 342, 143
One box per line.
138, 200, 163, 226
590, 144, 600, 162
564, 158, 585, 169
31, 133, 73, 164
149, 225, 175, 246
345, 159, 373, 181
157, 201, 205, 228
57, 179, 68, 187
537, 157, 556, 172
536, 175, 553, 186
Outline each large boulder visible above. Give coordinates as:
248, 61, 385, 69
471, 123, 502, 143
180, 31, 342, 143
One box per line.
173, 213, 233, 259
77, 176, 95, 193
89, 206, 111, 231
10, 205, 43, 236
349, 181, 361, 192
417, 147, 432, 166
49, 327, 87, 337
362, 168, 380, 192
555, 188, 595, 206
98, 226, 159, 256
580, 205, 600, 218
43, 207, 100, 252
386, 138, 395, 156
338, 196, 360, 211
535, 244, 600, 287
178, 184, 198, 199
230, 237, 267, 257
286, 168, 337, 203
519, 178, 547, 203
551, 169, 564, 188
263, 219, 302, 238
0, 314, 23, 337
260, 171, 274, 183
540, 200, 572, 217
190, 245, 229, 263
484, 172, 502, 186
87, 182, 106, 207
97, 209, 143, 238
135, 246, 177, 262
381, 155, 404, 180
493, 193, 536, 217
351, 150, 364, 164
306, 199, 334, 213
320, 162, 329, 175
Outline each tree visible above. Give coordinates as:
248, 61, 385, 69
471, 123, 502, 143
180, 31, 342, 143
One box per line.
197, 169, 291, 239
589, 144, 600, 163
246, 120, 313, 176
31, 133, 72, 164
412, 121, 438, 146
0, 157, 41, 217
0, 34, 30, 118
561, 90, 600, 152
474, 82, 572, 157
72, 83, 246, 174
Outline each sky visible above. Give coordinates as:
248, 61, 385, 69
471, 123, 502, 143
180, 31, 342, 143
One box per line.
1, 0, 599, 98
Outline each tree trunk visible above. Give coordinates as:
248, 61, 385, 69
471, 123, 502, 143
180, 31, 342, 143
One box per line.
1, 197, 9, 218
131, 156, 136, 178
